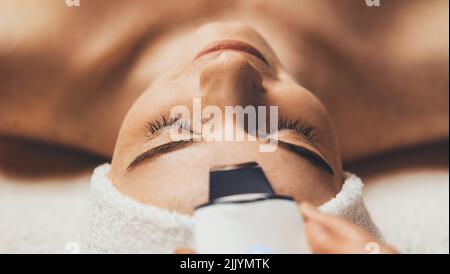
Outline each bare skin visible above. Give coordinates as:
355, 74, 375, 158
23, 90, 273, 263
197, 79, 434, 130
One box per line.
109, 22, 343, 212
0, 0, 447, 162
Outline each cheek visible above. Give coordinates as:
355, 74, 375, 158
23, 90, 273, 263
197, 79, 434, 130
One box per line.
256, 150, 337, 206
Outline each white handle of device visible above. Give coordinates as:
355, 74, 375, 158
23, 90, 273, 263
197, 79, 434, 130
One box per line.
193, 196, 310, 254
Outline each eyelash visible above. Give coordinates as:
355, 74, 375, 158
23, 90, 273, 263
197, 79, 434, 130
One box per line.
145, 115, 191, 137
277, 118, 317, 143
145, 115, 316, 142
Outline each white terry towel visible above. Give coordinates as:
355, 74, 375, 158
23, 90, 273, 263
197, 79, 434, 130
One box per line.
80, 164, 381, 253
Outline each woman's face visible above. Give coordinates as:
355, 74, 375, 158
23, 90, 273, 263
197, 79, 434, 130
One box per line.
109, 22, 343, 214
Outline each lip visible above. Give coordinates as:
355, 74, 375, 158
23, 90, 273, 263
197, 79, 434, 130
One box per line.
194, 40, 269, 65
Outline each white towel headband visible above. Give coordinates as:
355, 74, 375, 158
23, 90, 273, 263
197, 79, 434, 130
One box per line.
80, 164, 381, 253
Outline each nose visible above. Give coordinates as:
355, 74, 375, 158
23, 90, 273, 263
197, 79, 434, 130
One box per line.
199, 51, 264, 108
194, 22, 262, 42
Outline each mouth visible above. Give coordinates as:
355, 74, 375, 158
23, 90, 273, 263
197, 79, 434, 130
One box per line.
194, 40, 269, 65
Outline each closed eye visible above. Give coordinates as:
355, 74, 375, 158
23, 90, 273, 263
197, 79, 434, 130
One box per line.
145, 114, 193, 139
277, 118, 317, 144
127, 115, 328, 173
277, 140, 334, 175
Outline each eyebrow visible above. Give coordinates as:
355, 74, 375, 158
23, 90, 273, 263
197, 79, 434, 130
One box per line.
277, 140, 334, 175
126, 139, 334, 175
127, 140, 194, 172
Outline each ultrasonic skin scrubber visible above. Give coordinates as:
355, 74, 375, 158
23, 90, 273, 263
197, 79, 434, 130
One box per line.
193, 162, 310, 254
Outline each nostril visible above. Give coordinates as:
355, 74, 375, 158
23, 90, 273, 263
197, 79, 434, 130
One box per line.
199, 51, 260, 88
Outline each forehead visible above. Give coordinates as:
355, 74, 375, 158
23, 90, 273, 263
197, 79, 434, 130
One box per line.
112, 139, 338, 211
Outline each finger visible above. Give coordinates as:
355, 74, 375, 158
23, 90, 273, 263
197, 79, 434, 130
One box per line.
174, 248, 195, 254
305, 219, 381, 254
300, 203, 399, 254
300, 202, 374, 242
304, 219, 347, 254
